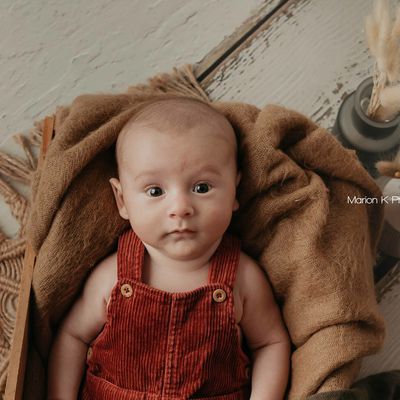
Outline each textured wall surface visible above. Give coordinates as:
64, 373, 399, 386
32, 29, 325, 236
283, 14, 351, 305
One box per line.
0, 0, 265, 143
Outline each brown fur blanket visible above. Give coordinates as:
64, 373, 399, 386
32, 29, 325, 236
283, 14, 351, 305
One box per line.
24, 65, 385, 399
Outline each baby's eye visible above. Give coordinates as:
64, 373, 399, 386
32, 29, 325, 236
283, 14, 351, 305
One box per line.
193, 183, 211, 194
146, 186, 164, 197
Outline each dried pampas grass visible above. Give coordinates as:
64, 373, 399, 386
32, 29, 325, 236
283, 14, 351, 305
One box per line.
375, 84, 400, 121
367, 0, 400, 178
365, 0, 400, 121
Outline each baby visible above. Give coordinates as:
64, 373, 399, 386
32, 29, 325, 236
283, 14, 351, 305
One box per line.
47, 97, 291, 400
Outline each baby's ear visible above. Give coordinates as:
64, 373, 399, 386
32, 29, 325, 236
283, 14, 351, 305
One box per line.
109, 178, 129, 220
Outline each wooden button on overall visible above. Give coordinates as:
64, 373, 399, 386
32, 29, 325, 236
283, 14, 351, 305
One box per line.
121, 283, 133, 297
212, 288, 226, 302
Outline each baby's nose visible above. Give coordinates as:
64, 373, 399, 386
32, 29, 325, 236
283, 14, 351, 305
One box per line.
168, 193, 194, 218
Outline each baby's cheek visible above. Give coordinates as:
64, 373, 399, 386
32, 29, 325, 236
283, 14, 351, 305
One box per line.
127, 202, 153, 225
204, 204, 232, 227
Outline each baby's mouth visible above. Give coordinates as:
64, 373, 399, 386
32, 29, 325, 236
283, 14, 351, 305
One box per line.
170, 229, 196, 235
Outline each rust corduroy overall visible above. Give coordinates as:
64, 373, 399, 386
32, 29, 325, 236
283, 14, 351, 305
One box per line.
80, 228, 252, 399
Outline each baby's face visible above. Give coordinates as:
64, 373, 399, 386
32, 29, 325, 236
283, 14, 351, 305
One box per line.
109, 122, 241, 262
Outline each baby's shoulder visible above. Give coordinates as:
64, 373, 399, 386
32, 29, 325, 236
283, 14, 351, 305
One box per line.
87, 251, 118, 306
231, 252, 266, 324
235, 251, 269, 299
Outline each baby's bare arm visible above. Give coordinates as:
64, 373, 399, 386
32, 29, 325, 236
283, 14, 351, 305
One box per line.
238, 253, 291, 400
47, 254, 116, 400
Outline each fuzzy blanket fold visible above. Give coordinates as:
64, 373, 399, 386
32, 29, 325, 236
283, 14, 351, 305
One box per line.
23, 65, 386, 399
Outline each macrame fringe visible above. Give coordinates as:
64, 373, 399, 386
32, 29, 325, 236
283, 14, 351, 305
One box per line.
0, 122, 43, 232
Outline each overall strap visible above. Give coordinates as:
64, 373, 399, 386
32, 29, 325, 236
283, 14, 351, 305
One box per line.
208, 232, 241, 287
117, 227, 144, 281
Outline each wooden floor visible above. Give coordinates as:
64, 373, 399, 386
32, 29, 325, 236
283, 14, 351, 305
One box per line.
1, 0, 399, 380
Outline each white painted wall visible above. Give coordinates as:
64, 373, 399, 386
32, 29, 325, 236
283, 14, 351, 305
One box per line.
0, 0, 265, 144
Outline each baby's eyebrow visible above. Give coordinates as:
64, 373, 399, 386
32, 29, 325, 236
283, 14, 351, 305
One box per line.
134, 170, 157, 182
195, 165, 222, 177
134, 165, 222, 182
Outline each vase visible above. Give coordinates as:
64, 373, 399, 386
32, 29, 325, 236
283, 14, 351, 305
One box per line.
333, 76, 400, 179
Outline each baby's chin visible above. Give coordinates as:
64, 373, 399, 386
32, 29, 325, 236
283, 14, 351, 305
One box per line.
142, 231, 225, 262
163, 237, 220, 261
163, 238, 208, 261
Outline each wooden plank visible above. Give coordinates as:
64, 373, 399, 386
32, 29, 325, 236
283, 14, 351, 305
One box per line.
0, 0, 272, 144
198, 0, 377, 129
3, 250, 34, 400
4, 116, 55, 400
195, 0, 400, 377
196, 0, 284, 80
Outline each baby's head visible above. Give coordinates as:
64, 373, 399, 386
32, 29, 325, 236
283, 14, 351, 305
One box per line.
109, 96, 241, 261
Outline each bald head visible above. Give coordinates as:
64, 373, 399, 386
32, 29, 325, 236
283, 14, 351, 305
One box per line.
115, 97, 238, 177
